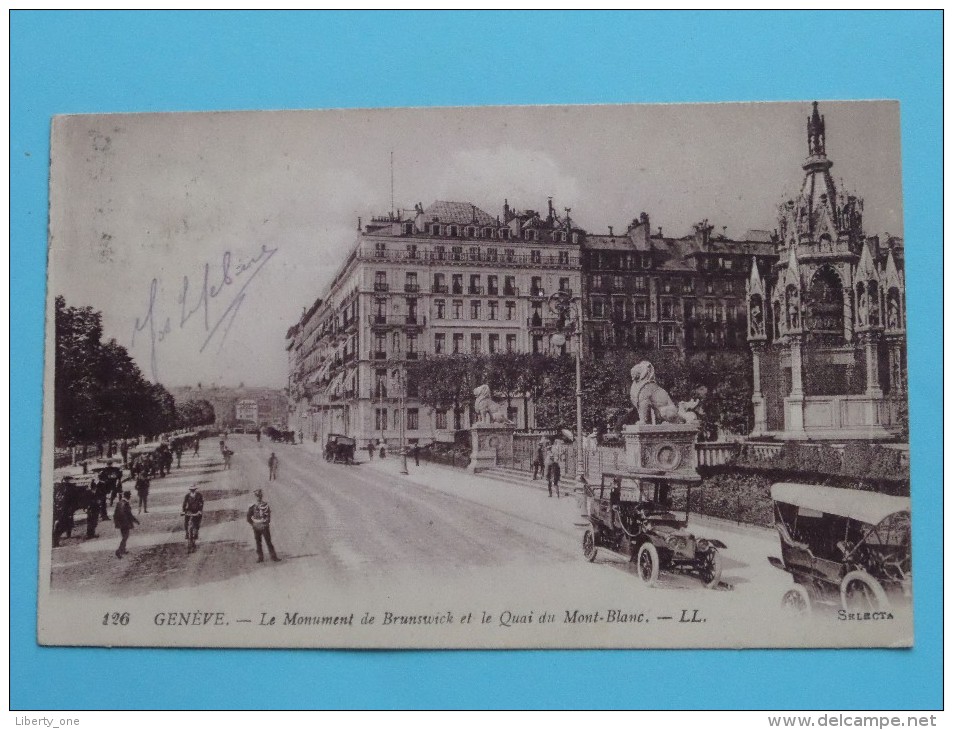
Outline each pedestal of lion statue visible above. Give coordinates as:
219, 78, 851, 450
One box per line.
468, 422, 516, 473
623, 422, 700, 478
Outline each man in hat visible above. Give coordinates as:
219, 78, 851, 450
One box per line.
84, 481, 101, 538
267, 452, 279, 481
52, 476, 78, 547
246, 488, 280, 563
181, 484, 204, 543
113, 490, 139, 559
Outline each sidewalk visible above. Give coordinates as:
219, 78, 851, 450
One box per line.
359, 453, 582, 538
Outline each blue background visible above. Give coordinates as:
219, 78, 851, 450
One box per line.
11, 11, 942, 710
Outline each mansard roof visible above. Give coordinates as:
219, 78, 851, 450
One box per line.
422, 200, 496, 227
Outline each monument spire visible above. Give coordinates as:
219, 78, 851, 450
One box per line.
807, 100, 826, 158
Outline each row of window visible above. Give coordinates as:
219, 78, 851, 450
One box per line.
589, 323, 746, 350
419, 223, 575, 243
587, 252, 741, 272
373, 240, 575, 262
588, 274, 735, 295
588, 297, 744, 322
373, 406, 520, 432
432, 332, 518, 356
374, 271, 573, 294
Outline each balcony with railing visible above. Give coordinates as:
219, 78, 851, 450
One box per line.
373, 282, 390, 292
529, 288, 547, 299
404, 283, 420, 293
527, 316, 559, 330
503, 286, 520, 297
431, 283, 449, 294
468, 286, 485, 295
357, 247, 579, 268
373, 351, 388, 360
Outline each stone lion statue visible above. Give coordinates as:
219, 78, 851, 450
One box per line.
473, 384, 514, 425
630, 360, 689, 424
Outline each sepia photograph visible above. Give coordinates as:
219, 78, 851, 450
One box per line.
39, 100, 912, 650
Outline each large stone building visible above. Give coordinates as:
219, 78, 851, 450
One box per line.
746, 103, 906, 439
286, 199, 584, 447
581, 213, 776, 355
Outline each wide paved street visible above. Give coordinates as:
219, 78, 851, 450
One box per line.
46, 434, 912, 649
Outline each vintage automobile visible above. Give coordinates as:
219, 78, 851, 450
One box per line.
768, 483, 911, 614
325, 434, 356, 464
581, 470, 726, 588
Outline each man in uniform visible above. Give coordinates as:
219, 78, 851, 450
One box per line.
246, 488, 280, 563
113, 490, 139, 558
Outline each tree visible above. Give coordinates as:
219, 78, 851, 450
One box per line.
54, 296, 187, 445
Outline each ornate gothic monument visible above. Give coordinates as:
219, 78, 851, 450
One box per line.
747, 103, 906, 440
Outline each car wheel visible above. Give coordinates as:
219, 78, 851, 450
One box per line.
841, 570, 889, 611
781, 584, 813, 615
582, 529, 598, 563
636, 542, 660, 586
699, 548, 723, 589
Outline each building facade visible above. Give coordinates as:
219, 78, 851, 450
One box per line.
581, 213, 776, 356
235, 399, 259, 425
746, 102, 906, 439
287, 199, 584, 447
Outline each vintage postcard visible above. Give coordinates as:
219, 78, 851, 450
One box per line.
39, 101, 912, 648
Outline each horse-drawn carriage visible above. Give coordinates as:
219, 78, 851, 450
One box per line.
581, 470, 726, 588
325, 434, 356, 464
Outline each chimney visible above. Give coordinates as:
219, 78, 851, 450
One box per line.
693, 219, 714, 249
547, 197, 555, 225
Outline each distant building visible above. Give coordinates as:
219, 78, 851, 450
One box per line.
746, 102, 905, 439
286, 199, 584, 447
235, 399, 259, 425
169, 385, 287, 430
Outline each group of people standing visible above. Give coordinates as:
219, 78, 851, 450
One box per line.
532, 436, 568, 498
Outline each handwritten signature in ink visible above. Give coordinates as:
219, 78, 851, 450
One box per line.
132, 243, 278, 381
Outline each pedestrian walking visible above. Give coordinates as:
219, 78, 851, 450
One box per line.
267, 452, 279, 481
532, 437, 547, 480
84, 484, 100, 539
52, 476, 78, 547
135, 473, 150, 514
549, 438, 565, 499
367, 442, 374, 461
247, 489, 281, 563
94, 476, 110, 521
119, 439, 129, 466
411, 443, 420, 466
298, 430, 304, 445
193, 438, 200, 456
379, 443, 386, 459
113, 491, 139, 559
223, 448, 233, 470
174, 443, 183, 468
256, 429, 261, 444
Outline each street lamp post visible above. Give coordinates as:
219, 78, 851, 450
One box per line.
548, 290, 586, 484
391, 367, 409, 475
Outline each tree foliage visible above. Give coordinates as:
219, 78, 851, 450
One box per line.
54, 296, 195, 445
408, 347, 754, 439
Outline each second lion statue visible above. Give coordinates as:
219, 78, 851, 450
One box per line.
473, 384, 515, 425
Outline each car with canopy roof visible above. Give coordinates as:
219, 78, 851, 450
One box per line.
768, 482, 911, 614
